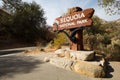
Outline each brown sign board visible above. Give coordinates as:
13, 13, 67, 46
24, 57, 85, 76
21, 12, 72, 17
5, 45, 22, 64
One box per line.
53, 8, 94, 31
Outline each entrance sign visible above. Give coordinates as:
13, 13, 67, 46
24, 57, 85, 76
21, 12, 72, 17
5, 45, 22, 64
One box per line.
53, 8, 94, 31
53, 7, 95, 51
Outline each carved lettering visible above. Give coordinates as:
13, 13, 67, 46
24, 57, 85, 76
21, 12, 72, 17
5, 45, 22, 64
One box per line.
59, 22, 75, 28
60, 13, 85, 24
77, 19, 88, 24
53, 8, 94, 31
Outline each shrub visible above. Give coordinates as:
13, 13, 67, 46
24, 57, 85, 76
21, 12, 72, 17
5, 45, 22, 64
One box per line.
46, 32, 68, 48
107, 39, 120, 61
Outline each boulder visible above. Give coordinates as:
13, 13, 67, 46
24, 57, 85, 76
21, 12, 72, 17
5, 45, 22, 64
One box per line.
49, 55, 106, 78
54, 49, 66, 57
44, 57, 50, 62
64, 51, 70, 58
50, 57, 74, 70
44, 47, 58, 52
44, 54, 60, 62
57, 53, 65, 57
54, 49, 95, 61
54, 49, 66, 54
70, 51, 95, 61
74, 61, 105, 78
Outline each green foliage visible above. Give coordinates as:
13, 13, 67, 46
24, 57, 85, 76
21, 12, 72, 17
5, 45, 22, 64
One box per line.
2, 0, 22, 13
53, 33, 68, 47
47, 32, 68, 48
101, 33, 111, 45
0, 10, 13, 38
86, 16, 106, 35
98, 0, 120, 15
104, 39, 120, 61
12, 2, 46, 42
0, 1, 47, 43
84, 16, 120, 60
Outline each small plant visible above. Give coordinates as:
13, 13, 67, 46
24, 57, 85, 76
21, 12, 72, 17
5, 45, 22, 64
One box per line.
46, 32, 68, 49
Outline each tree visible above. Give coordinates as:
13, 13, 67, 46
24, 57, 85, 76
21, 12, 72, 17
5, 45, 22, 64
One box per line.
0, 9, 13, 38
83, 16, 111, 50
1, 0, 46, 43
2, 0, 22, 13
86, 16, 106, 35
98, 0, 120, 15
12, 2, 46, 42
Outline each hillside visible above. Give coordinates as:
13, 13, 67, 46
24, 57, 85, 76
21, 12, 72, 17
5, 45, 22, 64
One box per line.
114, 19, 120, 26
101, 18, 120, 25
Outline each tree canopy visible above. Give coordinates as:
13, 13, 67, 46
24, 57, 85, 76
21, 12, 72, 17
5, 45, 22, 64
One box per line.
98, 0, 120, 15
2, 0, 22, 13
0, 0, 47, 43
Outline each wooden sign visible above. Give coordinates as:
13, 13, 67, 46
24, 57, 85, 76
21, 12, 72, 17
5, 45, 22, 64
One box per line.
53, 8, 94, 31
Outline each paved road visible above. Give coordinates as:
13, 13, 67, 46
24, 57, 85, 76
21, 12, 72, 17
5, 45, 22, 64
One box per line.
0, 48, 120, 80
0, 47, 36, 55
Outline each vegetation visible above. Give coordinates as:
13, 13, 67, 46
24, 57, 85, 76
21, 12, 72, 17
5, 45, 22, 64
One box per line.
0, 1, 119, 60
46, 32, 68, 49
84, 16, 120, 61
50, 16, 120, 61
98, 0, 120, 15
0, 0, 52, 47
52, 32, 68, 48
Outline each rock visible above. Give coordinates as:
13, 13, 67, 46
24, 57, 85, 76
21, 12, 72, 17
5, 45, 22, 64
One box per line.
40, 48, 45, 51
100, 58, 107, 72
73, 61, 105, 78
50, 57, 74, 70
100, 58, 105, 66
70, 51, 95, 61
71, 56, 77, 60
54, 49, 95, 61
52, 54, 58, 58
24, 49, 41, 54
44, 57, 50, 62
44, 48, 58, 52
64, 51, 70, 58
57, 53, 65, 57
54, 49, 66, 54
54, 49, 67, 57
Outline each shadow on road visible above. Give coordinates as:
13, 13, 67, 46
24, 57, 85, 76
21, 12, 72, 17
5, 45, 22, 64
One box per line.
0, 55, 43, 78
0, 50, 24, 55
105, 61, 114, 78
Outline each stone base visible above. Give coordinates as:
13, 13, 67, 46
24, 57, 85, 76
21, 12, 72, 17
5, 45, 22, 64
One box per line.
50, 57, 74, 70
54, 49, 95, 61
74, 61, 105, 78
47, 49, 107, 78
49, 57, 106, 78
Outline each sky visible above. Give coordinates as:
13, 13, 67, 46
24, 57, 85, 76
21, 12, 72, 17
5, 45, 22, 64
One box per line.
0, 0, 120, 25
